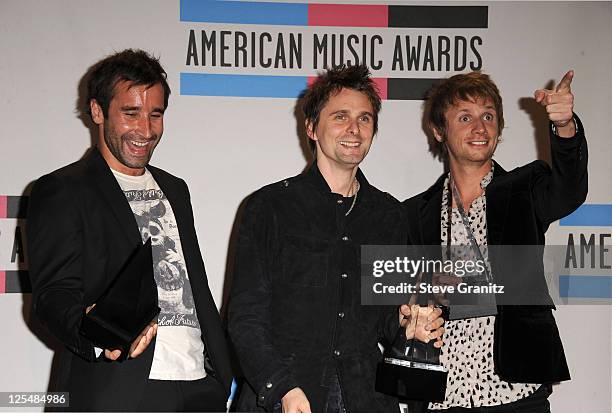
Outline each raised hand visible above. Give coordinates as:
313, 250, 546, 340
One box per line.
534, 70, 575, 137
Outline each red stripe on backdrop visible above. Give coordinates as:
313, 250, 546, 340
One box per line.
0, 196, 7, 218
308, 4, 388, 27
0, 271, 6, 294
372, 77, 388, 100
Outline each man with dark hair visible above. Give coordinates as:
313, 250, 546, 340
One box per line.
27, 49, 232, 411
301, 65, 382, 155
228, 65, 444, 413
404, 70, 587, 412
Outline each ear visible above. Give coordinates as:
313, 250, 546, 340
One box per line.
90, 99, 104, 125
432, 127, 444, 143
305, 120, 317, 141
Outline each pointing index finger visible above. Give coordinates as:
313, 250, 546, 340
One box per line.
555, 70, 574, 93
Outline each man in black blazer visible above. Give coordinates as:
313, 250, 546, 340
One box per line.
404, 71, 587, 412
27, 49, 231, 411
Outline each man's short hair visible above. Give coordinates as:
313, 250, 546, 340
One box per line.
424, 71, 504, 159
301, 65, 382, 154
86, 49, 171, 118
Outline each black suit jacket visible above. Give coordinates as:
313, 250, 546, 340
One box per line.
27, 148, 232, 411
403, 117, 587, 384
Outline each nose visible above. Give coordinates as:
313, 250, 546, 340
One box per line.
347, 118, 359, 135
473, 118, 486, 135
137, 114, 153, 139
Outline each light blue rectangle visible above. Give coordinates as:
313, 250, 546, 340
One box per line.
180, 0, 309, 26
181, 72, 308, 98
559, 204, 612, 227
559, 275, 612, 298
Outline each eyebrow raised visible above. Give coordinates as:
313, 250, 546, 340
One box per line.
456, 106, 496, 113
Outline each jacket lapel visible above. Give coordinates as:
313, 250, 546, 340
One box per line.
486, 160, 511, 246
412, 163, 511, 247
415, 174, 446, 246
148, 166, 188, 232
85, 148, 142, 247
147, 166, 212, 324
147, 166, 198, 283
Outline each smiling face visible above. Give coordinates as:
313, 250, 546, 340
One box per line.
91, 81, 165, 175
307, 87, 375, 173
434, 96, 499, 168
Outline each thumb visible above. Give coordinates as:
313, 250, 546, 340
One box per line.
555, 70, 574, 93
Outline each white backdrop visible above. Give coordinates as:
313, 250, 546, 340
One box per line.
0, 1, 610, 412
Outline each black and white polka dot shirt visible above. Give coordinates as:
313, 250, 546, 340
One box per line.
430, 168, 538, 410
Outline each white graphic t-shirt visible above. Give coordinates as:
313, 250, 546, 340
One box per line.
112, 168, 206, 381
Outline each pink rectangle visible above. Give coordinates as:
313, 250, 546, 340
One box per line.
0, 271, 5, 294
372, 77, 388, 100
0, 196, 6, 218
308, 4, 388, 27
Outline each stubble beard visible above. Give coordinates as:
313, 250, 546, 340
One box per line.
104, 128, 156, 170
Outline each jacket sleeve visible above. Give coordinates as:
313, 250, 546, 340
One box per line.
378, 204, 408, 346
533, 114, 588, 226
228, 193, 299, 411
379, 306, 401, 348
27, 174, 95, 361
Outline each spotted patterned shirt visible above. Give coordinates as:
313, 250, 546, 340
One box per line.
429, 167, 539, 409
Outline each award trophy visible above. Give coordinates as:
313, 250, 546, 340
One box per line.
375, 272, 448, 402
80, 238, 160, 361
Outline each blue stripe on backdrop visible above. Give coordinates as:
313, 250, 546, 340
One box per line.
180, 0, 309, 26
181, 73, 308, 98
559, 204, 612, 227
559, 275, 612, 298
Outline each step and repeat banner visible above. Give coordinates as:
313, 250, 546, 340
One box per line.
1, 1, 610, 411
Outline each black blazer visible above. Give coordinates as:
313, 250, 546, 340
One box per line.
27, 148, 232, 411
403, 117, 587, 384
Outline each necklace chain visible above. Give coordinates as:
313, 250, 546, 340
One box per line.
345, 178, 360, 216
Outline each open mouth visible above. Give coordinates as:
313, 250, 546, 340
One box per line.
130, 140, 149, 147
467, 140, 488, 146
125, 139, 151, 156
340, 141, 360, 147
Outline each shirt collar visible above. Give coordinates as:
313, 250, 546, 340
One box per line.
304, 161, 373, 203
480, 163, 494, 189
444, 162, 495, 190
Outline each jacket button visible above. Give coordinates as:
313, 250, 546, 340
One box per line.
338, 312, 345, 318
337, 199, 343, 204
341, 273, 348, 279
333, 350, 341, 356
341, 236, 349, 241
283, 180, 289, 187
266, 382, 273, 389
